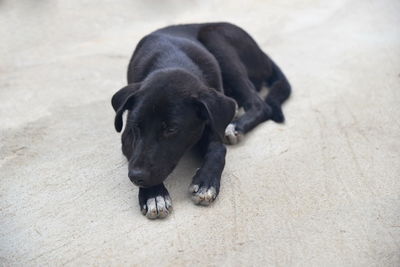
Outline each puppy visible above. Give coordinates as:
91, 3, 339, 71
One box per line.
111, 22, 291, 219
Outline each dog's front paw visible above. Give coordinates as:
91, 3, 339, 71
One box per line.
139, 184, 172, 219
189, 183, 217, 206
141, 195, 172, 219
224, 123, 243, 145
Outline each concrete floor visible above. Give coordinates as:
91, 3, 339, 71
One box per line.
1, 0, 399, 266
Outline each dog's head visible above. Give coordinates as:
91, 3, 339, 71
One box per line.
112, 70, 236, 187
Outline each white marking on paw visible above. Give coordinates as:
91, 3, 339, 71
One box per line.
224, 123, 243, 145
189, 184, 199, 193
190, 185, 217, 206
143, 195, 172, 219
225, 123, 236, 136
164, 195, 172, 209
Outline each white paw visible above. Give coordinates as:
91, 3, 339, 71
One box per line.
141, 195, 172, 219
189, 184, 217, 206
224, 123, 243, 145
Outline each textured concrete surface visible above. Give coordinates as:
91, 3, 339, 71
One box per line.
1, 0, 399, 266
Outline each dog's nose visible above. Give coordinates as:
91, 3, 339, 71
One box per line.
128, 168, 149, 186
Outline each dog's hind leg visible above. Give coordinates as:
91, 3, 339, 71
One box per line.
264, 57, 291, 123
199, 23, 291, 144
199, 27, 271, 144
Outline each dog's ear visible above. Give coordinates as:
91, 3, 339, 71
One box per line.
195, 89, 236, 141
111, 83, 141, 132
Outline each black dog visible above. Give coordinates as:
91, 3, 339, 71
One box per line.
111, 22, 291, 219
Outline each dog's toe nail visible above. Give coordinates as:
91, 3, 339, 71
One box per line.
192, 195, 202, 205
189, 184, 199, 193
156, 196, 169, 218
141, 204, 147, 215
147, 212, 158, 219
157, 206, 169, 218
165, 195, 173, 211
206, 187, 216, 200
228, 135, 238, 145
145, 198, 158, 219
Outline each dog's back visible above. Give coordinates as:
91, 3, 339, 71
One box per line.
127, 24, 223, 91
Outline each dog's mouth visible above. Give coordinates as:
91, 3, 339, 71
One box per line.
132, 179, 145, 187
131, 175, 168, 188
129, 162, 178, 188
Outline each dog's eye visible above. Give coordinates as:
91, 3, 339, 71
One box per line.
162, 122, 178, 137
165, 127, 177, 134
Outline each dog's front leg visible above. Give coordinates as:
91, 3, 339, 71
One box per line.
189, 141, 226, 205
138, 183, 172, 219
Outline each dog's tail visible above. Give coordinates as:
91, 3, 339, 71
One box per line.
265, 59, 291, 123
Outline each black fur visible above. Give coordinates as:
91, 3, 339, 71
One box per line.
111, 22, 291, 218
